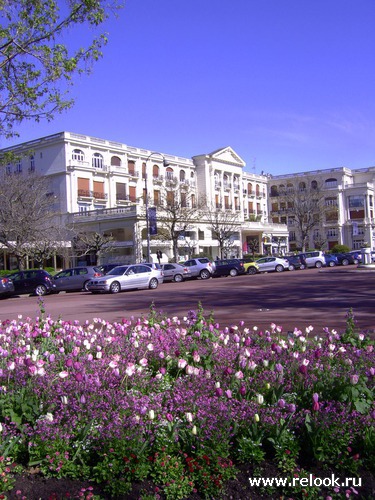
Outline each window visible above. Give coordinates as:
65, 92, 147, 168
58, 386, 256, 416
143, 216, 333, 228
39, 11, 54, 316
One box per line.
116, 183, 126, 201
78, 178, 90, 197
349, 196, 364, 208
153, 164, 159, 178
129, 186, 136, 202
78, 204, 90, 212
29, 155, 35, 172
179, 170, 185, 181
128, 160, 135, 175
166, 167, 174, 180
111, 156, 121, 167
93, 180, 105, 199
327, 228, 338, 238
270, 185, 278, 196
325, 178, 338, 188
15, 159, 22, 173
311, 180, 318, 190
325, 197, 337, 207
299, 181, 306, 191
72, 149, 84, 162
92, 153, 103, 169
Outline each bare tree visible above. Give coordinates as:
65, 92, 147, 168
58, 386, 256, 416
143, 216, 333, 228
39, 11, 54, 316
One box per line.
0, 170, 61, 269
73, 231, 114, 265
279, 179, 327, 252
151, 181, 202, 262
204, 203, 241, 258
0, 0, 123, 138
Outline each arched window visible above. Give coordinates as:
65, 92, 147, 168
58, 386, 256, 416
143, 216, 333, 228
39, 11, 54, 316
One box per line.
270, 185, 278, 196
111, 156, 121, 167
311, 180, 318, 190
299, 181, 306, 191
166, 167, 174, 180
325, 178, 338, 188
72, 149, 84, 161
92, 153, 103, 169
248, 182, 253, 194
179, 170, 185, 181
153, 164, 159, 178
256, 184, 260, 196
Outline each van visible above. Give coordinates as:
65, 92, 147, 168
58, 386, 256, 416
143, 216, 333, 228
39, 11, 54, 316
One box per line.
298, 251, 326, 268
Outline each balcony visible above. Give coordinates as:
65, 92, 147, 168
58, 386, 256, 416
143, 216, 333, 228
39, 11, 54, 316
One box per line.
77, 189, 92, 199
93, 192, 108, 200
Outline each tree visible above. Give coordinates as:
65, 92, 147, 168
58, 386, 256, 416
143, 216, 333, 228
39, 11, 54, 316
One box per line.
151, 181, 202, 262
0, 170, 62, 269
0, 0, 123, 138
279, 179, 327, 252
73, 230, 114, 265
204, 203, 241, 258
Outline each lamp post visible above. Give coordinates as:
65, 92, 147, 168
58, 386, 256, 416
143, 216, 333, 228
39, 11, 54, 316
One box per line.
144, 152, 169, 262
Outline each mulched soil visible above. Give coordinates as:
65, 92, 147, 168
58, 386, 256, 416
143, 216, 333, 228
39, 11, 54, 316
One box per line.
7, 463, 375, 499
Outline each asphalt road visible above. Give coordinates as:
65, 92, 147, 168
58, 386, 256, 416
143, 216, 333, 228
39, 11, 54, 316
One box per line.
1, 267, 374, 335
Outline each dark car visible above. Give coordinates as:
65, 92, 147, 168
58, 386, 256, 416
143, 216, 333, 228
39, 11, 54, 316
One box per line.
334, 253, 356, 266
53, 266, 103, 292
285, 255, 307, 270
0, 276, 15, 298
8, 269, 56, 296
212, 259, 245, 277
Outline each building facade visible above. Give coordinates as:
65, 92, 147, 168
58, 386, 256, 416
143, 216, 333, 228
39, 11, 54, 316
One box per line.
0, 132, 289, 269
269, 167, 375, 251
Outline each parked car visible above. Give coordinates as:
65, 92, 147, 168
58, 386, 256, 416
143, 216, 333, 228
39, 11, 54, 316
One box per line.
255, 256, 290, 273
161, 263, 191, 282
7, 269, 56, 296
324, 254, 339, 267
334, 253, 356, 266
182, 258, 214, 279
53, 266, 103, 292
238, 259, 259, 275
140, 262, 164, 283
348, 250, 362, 264
87, 264, 161, 294
285, 254, 307, 270
298, 251, 326, 268
0, 276, 15, 297
212, 259, 245, 277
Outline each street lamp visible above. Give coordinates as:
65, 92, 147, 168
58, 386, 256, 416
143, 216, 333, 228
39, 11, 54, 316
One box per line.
144, 152, 170, 262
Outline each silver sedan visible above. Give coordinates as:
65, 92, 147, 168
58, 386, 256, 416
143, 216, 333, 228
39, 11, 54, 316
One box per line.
87, 264, 161, 294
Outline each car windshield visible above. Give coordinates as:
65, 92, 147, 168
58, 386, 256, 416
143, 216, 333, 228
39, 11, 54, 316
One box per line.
107, 266, 129, 275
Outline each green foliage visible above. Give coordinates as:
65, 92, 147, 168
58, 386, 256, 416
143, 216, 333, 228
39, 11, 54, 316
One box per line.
0, 0, 124, 138
330, 244, 350, 254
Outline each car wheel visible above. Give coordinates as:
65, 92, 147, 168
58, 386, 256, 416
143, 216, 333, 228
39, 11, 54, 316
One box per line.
300, 264, 306, 270
35, 284, 47, 296
83, 280, 90, 291
315, 261, 323, 268
199, 269, 211, 279
173, 274, 183, 282
288, 264, 295, 271
110, 281, 121, 294
149, 278, 158, 289
329, 261, 336, 267
275, 265, 284, 272
229, 268, 238, 277
247, 267, 257, 275
342, 258, 349, 266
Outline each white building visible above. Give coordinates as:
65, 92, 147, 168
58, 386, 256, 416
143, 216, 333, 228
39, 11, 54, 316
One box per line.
0, 131, 288, 269
269, 167, 375, 251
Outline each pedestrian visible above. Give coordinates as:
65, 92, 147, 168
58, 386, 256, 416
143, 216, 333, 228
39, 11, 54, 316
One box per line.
157, 250, 162, 264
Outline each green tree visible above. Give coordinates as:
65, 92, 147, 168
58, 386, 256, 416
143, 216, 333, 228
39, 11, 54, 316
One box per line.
0, 0, 123, 138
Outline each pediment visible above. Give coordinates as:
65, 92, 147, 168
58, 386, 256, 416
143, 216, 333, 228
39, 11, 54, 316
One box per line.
210, 147, 246, 167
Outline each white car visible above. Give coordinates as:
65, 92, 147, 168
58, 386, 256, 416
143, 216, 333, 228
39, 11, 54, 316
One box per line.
255, 256, 290, 273
87, 264, 162, 294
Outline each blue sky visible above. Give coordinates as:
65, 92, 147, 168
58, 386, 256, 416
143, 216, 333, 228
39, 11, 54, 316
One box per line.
2, 0, 375, 175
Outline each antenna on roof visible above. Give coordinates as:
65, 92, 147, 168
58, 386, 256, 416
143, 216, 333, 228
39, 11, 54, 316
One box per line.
252, 157, 256, 173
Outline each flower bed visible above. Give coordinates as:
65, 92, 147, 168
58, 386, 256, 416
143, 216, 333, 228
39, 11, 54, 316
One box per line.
0, 304, 374, 499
